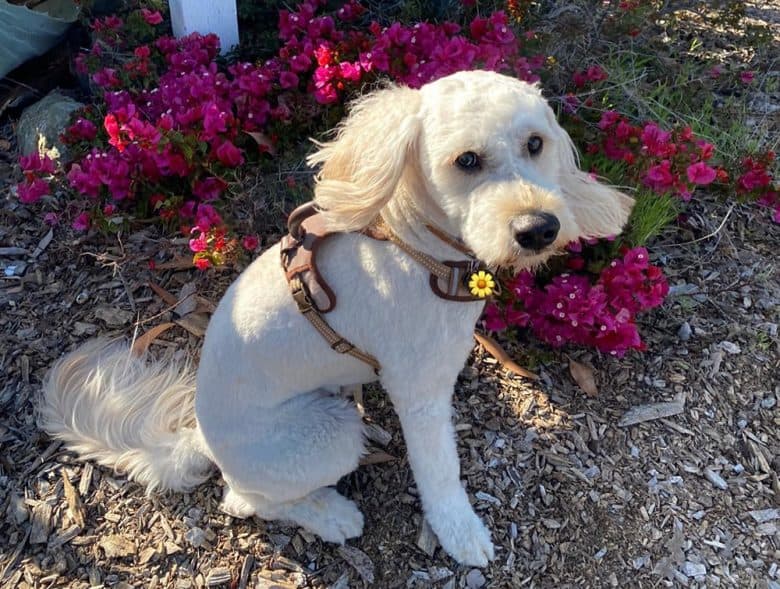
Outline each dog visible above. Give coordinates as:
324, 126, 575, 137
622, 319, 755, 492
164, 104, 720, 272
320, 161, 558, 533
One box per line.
38, 70, 633, 567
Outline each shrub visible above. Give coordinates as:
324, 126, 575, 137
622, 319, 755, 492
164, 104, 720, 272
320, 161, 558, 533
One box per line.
14, 0, 779, 356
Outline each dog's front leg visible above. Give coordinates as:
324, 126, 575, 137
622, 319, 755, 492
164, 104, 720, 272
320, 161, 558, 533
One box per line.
392, 391, 495, 567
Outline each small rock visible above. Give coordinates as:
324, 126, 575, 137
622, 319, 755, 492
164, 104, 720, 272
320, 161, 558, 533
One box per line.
669, 283, 699, 297
761, 396, 776, 410
407, 571, 430, 587
475, 491, 501, 505
632, 554, 651, 569
465, 569, 486, 588
681, 561, 706, 577
17, 91, 84, 162
757, 522, 778, 535
72, 321, 98, 336
704, 468, 728, 490
94, 306, 134, 327
594, 547, 607, 561
2, 262, 27, 277
747, 508, 779, 523
428, 567, 452, 582
718, 340, 741, 354
184, 526, 206, 548
678, 322, 692, 341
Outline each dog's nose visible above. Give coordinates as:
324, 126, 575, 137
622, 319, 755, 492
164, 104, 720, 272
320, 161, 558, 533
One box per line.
513, 212, 560, 251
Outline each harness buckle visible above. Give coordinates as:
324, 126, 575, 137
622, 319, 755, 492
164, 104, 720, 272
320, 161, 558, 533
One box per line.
291, 283, 314, 313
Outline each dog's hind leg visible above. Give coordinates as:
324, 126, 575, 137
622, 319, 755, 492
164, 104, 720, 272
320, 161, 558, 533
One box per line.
209, 390, 366, 543
226, 486, 365, 543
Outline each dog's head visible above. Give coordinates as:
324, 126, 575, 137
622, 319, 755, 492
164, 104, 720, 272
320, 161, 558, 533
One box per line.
308, 70, 633, 268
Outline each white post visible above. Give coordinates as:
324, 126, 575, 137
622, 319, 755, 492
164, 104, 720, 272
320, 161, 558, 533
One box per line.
168, 0, 239, 54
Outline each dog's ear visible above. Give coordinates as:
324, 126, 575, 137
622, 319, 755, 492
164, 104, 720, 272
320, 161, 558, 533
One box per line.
549, 110, 634, 239
308, 85, 422, 232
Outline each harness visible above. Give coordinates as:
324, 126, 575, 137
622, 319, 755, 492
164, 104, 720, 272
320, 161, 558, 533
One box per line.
280, 202, 493, 374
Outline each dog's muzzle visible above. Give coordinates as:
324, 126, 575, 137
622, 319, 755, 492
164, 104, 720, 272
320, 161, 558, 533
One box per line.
512, 212, 560, 251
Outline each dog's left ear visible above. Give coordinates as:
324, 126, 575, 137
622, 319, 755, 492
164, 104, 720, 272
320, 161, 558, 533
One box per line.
308, 84, 422, 232
548, 110, 634, 239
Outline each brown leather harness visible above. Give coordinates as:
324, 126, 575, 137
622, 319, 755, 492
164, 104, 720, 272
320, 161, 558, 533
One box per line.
280, 202, 491, 374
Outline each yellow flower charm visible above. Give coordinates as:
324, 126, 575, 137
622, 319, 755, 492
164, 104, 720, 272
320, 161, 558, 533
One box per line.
468, 270, 495, 298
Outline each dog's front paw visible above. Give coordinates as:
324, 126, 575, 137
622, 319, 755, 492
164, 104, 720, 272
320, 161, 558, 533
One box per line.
427, 501, 495, 567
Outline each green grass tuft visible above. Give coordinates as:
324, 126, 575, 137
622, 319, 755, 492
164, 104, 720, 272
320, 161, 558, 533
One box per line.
625, 190, 680, 246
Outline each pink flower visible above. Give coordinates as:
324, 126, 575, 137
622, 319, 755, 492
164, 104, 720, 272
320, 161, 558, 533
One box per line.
640, 123, 672, 157
67, 118, 98, 141
279, 70, 299, 89
20, 152, 55, 174
740, 71, 754, 84
43, 212, 59, 226
92, 67, 120, 88
72, 212, 90, 231
17, 178, 50, 204
215, 141, 244, 167
193, 177, 228, 201
482, 303, 507, 331
242, 235, 259, 251
194, 203, 222, 232
104, 114, 125, 152
338, 61, 362, 82
738, 169, 770, 192
598, 111, 621, 130
686, 162, 716, 185
202, 103, 230, 137
586, 65, 607, 82
189, 232, 208, 252
141, 9, 163, 25
644, 161, 676, 192
194, 257, 211, 270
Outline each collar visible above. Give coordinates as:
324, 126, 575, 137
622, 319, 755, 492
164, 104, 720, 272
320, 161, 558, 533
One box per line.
366, 217, 496, 302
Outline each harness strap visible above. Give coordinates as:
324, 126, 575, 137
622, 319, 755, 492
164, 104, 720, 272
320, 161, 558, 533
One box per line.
368, 218, 488, 302
289, 277, 382, 374
281, 202, 493, 374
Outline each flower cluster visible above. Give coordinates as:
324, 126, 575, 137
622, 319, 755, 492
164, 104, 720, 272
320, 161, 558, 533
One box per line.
17, 1, 545, 260
591, 112, 722, 201
572, 65, 608, 89
20, 0, 763, 358
17, 153, 55, 204
484, 247, 669, 355
278, 1, 542, 105
736, 151, 779, 222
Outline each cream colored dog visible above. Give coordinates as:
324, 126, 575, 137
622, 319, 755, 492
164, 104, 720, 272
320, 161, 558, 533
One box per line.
39, 71, 632, 567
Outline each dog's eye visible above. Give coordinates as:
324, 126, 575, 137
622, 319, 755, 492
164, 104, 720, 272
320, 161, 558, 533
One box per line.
527, 135, 543, 156
455, 151, 481, 171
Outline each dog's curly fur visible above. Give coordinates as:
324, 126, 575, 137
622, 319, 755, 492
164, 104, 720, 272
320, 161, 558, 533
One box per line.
39, 71, 633, 566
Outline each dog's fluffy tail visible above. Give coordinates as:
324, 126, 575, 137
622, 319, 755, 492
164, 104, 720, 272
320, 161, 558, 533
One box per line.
38, 338, 212, 493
